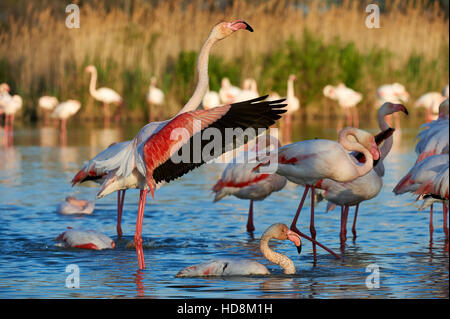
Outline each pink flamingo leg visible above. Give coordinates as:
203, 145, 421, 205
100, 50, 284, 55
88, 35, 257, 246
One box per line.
310, 186, 317, 261
290, 186, 310, 231
443, 203, 448, 243
246, 199, 255, 233
117, 190, 126, 237
352, 203, 359, 240
340, 205, 345, 245
135, 189, 148, 269
429, 204, 434, 244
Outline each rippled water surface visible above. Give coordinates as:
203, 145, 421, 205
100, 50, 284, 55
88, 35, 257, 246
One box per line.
0, 119, 448, 299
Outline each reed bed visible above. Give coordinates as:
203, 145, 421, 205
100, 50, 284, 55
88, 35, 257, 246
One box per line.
0, 0, 448, 121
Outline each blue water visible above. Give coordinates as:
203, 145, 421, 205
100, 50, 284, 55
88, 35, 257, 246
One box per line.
0, 121, 448, 298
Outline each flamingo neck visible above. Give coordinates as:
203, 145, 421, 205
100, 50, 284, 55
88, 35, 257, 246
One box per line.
260, 231, 295, 275
177, 36, 217, 115
88, 70, 98, 98
287, 79, 294, 98
377, 110, 393, 160
339, 128, 373, 177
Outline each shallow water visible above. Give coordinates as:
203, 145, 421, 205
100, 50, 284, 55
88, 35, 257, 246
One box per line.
0, 119, 448, 299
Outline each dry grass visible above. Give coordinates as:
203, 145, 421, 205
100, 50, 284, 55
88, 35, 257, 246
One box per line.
0, 0, 448, 121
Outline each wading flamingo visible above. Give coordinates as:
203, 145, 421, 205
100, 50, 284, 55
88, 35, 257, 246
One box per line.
72, 20, 254, 241
315, 103, 408, 245
219, 77, 241, 104
212, 141, 287, 233
377, 83, 409, 129
38, 96, 59, 126
85, 65, 123, 126
323, 83, 362, 131
256, 127, 383, 261
72, 21, 290, 271
146, 77, 164, 122
0, 94, 22, 145
0, 83, 11, 127
51, 100, 81, 145
176, 223, 301, 276
415, 92, 446, 122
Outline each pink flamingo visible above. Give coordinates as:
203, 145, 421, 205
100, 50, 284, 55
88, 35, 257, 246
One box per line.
315, 102, 408, 244
394, 154, 449, 244
212, 142, 287, 233
51, 100, 81, 145
38, 96, 59, 126
0, 83, 11, 128
72, 20, 254, 241
176, 223, 301, 277
256, 127, 383, 261
376, 83, 409, 129
85, 65, 123, 126
323, 83, 362, 130
56, 227, 115, 250
415, 92, 446, 122
72, 21, 289, 271
146, 76, 164, 122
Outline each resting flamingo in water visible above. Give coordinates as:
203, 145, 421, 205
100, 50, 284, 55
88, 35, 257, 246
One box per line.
85, 65, 123, 126
219, 77, 241, 104
256, 127, 383, 261
212, 141, 287, 233
176, 223, 301, 276
394, 154, 449, 244
72, 20, 289, 271
146, 76, 164, 122
72, 20, 254, 241
414, 92, 446, 123
38, 96, 59, 126
323, 83, 362, 131
56, 228, 115, 250
51, 100, 81, 145
315, 102, 408, 245
377, 83, 409, 129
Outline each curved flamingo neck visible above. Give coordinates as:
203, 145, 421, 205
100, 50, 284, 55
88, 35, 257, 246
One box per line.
260, 230, 295, 275
339, 128, 373, 177
177, 36, 217, 115
377, 108, 393, 160
287, 78, 295, 99
88, 69, 98, 98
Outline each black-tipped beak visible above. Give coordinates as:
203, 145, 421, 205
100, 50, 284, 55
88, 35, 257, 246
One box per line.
297, 245, 302, 254
373, 158, 380, 167
403, 107, 409, 115
243, 21, 254, 32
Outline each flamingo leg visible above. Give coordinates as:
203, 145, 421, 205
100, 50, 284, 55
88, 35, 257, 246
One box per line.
352, 203, 359, 240
345, 108, 352, 127
290, 186, 310, 231
103, 102, 110, 128
246, 199, 255, 233
443, 203, 448, 243
352, 107, 359, 128
310, 186, 317, 261
148, 102, 153, 123
117, 190, 126, 237
340, 205, 345, 245
429, 204, 434, 244
135, 189, 148, 269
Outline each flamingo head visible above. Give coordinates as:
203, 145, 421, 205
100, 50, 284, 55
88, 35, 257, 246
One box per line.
289, 74, 297, 81
323, 85, 335, 99
212, 20, 253, 40
266, 223, 302, 254
221, 77, 231, 88
0, 83, 10, 93
85, 65, 96, 73
380, 102, 408, 116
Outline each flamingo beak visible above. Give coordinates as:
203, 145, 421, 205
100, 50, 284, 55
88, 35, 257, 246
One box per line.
287, 230, 302, 254
229, 20, 254, 32
393, 103, 408, 115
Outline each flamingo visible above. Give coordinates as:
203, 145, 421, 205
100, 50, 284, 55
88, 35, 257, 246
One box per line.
315, 102, 408, 244
56, 228, 115, 250
235, 78, 259, 102
414, 99, 449, 163
85, 65, 123, 126
71, 20, 290, 271
0, 83, 11, 126
323, 83, 362, 130
256, 127, 383, 261
202, 87, 221, 110
176, 223, 301, 276
51, 100, 81, 144
377, 83, 409, 129
394, 154, 449, 243
0, 94, 22, 145
146, 76, 164, 122
72, 20, 254, 241
212, 141, 287, 233
414, 92, 446, 122
219, 77, 241, 104
38, 96, 59, 126
281, 75, 300, 144
57, 196, 95, 215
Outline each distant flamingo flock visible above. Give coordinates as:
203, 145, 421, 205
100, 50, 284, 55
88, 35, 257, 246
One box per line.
0, 19, 448, 274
